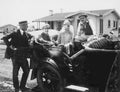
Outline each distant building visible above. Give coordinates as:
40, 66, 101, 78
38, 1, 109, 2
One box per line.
33, 12, 73, 31
33, 9, 120, 36
0, 24, 17, 35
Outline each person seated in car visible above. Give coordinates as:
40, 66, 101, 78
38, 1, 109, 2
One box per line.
109, 31, 119, 41
57, 20, 74, 55
75, 14, 93, 43
57, 19, 74, 45
30, 24, 52, 84
37, 23, 54, 45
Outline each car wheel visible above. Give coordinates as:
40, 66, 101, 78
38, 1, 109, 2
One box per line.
105, 54, 120, 92
37, 63, 64, 92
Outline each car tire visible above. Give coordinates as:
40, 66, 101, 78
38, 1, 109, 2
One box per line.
37, 63, 64, 92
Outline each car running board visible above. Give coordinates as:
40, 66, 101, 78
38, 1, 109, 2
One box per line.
65, 85, 89, 92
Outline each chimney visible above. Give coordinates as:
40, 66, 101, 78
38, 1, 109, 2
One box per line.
60, 8, 63, 13
49, 10, 53, 16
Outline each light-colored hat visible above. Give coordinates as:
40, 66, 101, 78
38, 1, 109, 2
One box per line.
63, 20, 70, 25
110, 31, 114, 34
19, 21, 28, 25
42, 23, 50, 29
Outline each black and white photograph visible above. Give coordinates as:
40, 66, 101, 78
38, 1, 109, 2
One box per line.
0, 0, 120, 92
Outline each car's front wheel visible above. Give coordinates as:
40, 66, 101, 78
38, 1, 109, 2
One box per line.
37, 63, 64, 92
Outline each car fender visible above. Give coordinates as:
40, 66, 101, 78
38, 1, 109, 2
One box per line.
38, 57, 59, 70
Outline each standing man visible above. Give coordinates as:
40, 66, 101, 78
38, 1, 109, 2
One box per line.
2, 21, 33, 92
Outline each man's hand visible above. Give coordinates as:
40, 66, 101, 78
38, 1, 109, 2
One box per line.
29, 37, 35, 46
9, 45, 17, 50
48, 41, 53, 44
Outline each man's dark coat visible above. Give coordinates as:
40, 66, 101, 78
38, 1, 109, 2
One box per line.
2, 29, 32, 59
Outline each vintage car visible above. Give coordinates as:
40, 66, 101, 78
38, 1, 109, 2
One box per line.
29, 37, 120, 92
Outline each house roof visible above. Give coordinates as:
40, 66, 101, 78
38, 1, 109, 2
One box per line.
0, 24, 17, 32
66, 9, 120, 18
65, 10, 100, 18
89, 9, 120, 18
89, 9, 113, 16
0, 24, 17, 29
33, 9, 120, 22
33, 12, 73, 22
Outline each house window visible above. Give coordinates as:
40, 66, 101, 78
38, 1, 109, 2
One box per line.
57, 22, 62, 31
100, 19, 103, 34
113, 21, 116, 27
116, 21, 118, 29
77, 20, 80, 27
48, 21, 54, 29
108, 20, 111, 28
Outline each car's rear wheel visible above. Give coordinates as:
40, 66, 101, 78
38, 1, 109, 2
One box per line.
37, 63, 64, 92
105, 54, 120, 92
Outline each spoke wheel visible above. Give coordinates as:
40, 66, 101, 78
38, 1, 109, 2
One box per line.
105, 54, 120, 92
37, 63, 64, 92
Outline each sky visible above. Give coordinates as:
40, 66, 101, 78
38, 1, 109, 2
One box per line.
0, 0, 120, 27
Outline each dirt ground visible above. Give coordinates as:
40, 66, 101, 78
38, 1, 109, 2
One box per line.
0, 45, 12, 78
0, 45, 14, 91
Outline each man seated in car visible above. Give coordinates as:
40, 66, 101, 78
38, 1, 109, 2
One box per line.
75, 14, 93, 43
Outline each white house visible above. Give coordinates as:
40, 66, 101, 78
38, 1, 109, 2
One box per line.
0, 24, 17, 35
33, 9, 120, 36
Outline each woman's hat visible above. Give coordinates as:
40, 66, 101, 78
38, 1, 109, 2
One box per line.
63, 20, 70, 25
42, 23, 50, 29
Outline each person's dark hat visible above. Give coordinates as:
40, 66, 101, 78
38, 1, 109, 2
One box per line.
102, 34, 109, 38
79, 14, 87, 19
19, 21, 28, 25
42, 23, 50, 29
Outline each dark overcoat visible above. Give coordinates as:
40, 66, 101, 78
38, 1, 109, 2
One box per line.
2, 29, 32, 59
